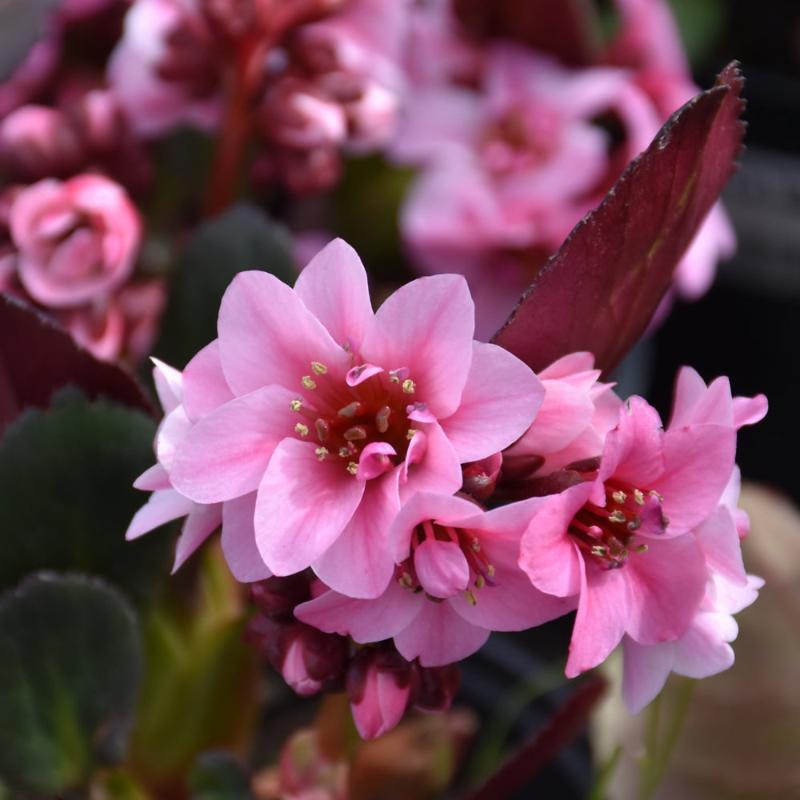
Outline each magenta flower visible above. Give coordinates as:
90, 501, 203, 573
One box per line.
170, 238, 543, 598
519, 368, 766, 679
295, 492, 572, 666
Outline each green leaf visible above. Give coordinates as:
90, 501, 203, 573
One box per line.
668, 0, 726, 65
0, 573, 142, 795
0, 391, 171, 604
189, 753, 252, 800
155, 204, 296, 367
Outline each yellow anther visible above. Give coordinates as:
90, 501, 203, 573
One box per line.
311, 361, 328, 375
406, 428, 419, 440
294, 423, 309, 437
346, 461, 359, 475
471, 537, 481, 552
290, 399, 303, 412
633, 489, 645, 505
609, 510, 627, 524
464, 590, 477, 606
635, 544, 649, 554
302, 375, 317, 390
612, 490, 627, 504
338, 447, 350, 458
591, 545, 609, 557
315, 446, 329, 461
402, 378, 416, 394
399, 572, 414, 589
475, 574, 486, 590
486, 564, 496, 578
627, 516, 642, 531
389, 371, 401, 383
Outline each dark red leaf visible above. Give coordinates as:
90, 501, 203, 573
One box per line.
492, 62, 746, 376
454, 0, 600, 67
0, 294, 153, 434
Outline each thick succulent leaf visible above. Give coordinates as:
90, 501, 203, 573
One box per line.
0, 0, 58, 81
0, 295, 152, 435
0, 573, 142, 795
492, 63, 745, 375
155, 203, 295, 367
0, 391, 170, 604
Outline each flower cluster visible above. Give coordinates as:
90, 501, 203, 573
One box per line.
128, 238, 766, 735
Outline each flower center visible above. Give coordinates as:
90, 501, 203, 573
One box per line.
290, 359, 429, 477
568, 480, 668, 569
396, 519, 496, 606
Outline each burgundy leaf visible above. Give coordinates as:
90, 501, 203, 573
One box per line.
0, 294, 152, 434
492, 62, 746, 375
454, 0, 600, 67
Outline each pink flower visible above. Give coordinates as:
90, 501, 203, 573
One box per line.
503, 352, 621, 481
9, 174, 141, 308
127, 347, 272, 580
170, 238, 544, 598
519, 368, 766, 679
0, 33, 61, 119
296, 492, 572, 666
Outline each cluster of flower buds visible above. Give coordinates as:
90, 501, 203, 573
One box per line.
127, 238, 767, 737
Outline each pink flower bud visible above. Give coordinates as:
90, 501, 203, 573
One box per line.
9, 174, 141, 308
346, 649, 413, 740
411, 663, 460, 714
0, 106, 83, 181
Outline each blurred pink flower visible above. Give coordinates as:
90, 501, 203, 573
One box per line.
170, 238, 543, 598
0, 34, 61, 119
296, 492, 572, 667
9, 174, 141, 308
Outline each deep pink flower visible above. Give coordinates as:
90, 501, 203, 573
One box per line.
296, 492, 572, 666
170, 238, 543, 598
9, 174, 141, 308
519, 368, 766, 679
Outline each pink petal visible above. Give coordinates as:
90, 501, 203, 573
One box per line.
170, 385, 298, 504
360, 273, 475, 418
401, 422, 462, 501
539, 352, 596, 379
357, 441, 396, 481
221, 493, 272, 582
671, 611, 736, 679
602, 397, 664, 486
217, 270, 348, 395
694, 505, 747, 585
394, 600, 490, 667
172, 503, 222, 572
732, 394, 768, 429
182, 340, 234, 422
254, 438, 365, 575
621, 636, 675, 714
151, 357, 182, 412
312, 469, 401, 599
133, 463, 170, 491
414, 539, 469, 598
566, 561, 629, 678
440, 341, 543, 463
155, 405, 191, 471
293, 238, 374, 350
295, 580, 423, 643
125, 488, 193, 540
669, 368, 733, 428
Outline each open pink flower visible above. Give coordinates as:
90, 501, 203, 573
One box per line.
296, 492, 572, 666
170, 238, 543, 598
9, 174, 141, 308
519, 368, 765, 678
127, 346, 272, 581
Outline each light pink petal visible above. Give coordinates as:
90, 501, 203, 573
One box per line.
671, 612, 737, 679
221, 493, 272, 582
312, 469, 401, 599
625, 534, 707, 645
566, 561, 629, 677
518, 483, 590, 598
293, 238, 374, 350
182, 340, 234, 422
217, 270, 348, 396
347, 363, 384, 386
732, 394, 768, 429
170, 385, 297, 504
125, 488, 193, 540
621, 636, 675, 714
394, 601, 490, 667
172, 503, 222, 572
539, 352, 596, 379
414, 539, 470, 598
151, 357, 182, 412
401, 422, 462, 501
133, 463, 170, 491
602, 397, 664, 485
658, 423, 736, 534
255, 438, 365, 575
669, 368, 733, 428
295, 580, 423, 643
357, 441, 396, 481
155, 405, 191, 471
440, 341, 543, 462
694, 505, 747, 585
360, 274, 475, 418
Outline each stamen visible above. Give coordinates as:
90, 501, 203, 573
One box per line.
346, 461, 359, 475
627, 516, 641, 531
375, 406, 391, 433
311, 361, 327, 375
294, 423, 309, 437
406, 428, 419, 440
388, 368, 409, 383
475, 575, 486, 589
301, 375, 317, 390
338, 447, 350, 458
315, 419, 330, 441
402, 378, 416, 394
635, 544, 649, 553
648, 489, 664, 502
608, 510, 627, 524
343, 425, 367, 441
633, 489, 645, 505
591, 545, 609, 557
486, 564, 496, 578
464, 590, 477, 606
338, 401, 361, 418
611, 490, 627, 504
290, 399, 303, 412
315, 446, 329, 461
398, 572, 414, 589
471, 537, 481, 552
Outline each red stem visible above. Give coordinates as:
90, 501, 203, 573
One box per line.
464, 674, 608, 800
